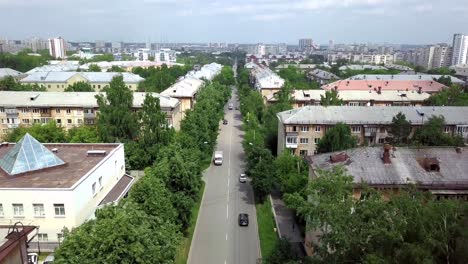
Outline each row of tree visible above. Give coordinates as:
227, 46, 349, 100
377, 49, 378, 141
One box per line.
0, 75, 46, 91
285, 166, 468, 263
0, 50, 50, 72
134, 64, 192, 93
277, 66, 321, 89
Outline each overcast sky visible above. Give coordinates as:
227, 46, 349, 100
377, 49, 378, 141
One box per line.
0, 0, 467, 44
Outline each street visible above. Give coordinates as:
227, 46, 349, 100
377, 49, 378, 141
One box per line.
188, 85, 260, 264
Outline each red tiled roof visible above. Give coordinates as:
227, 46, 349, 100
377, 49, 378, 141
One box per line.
322, 80, 446, 93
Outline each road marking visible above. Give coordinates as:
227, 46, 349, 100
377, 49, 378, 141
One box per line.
226, 204, 229, 219
228, 177, 230, 187
226, 233, 228, 240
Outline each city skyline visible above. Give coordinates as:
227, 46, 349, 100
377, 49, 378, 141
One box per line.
0, 0, 467, 44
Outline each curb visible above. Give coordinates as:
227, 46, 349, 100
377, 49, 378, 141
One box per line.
187, 178, 207, 264
269, 194, 282, 239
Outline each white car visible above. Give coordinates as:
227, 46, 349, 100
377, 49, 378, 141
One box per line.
239, 173, 247, 183
27, 253, 38, 264
43, 254, 55, 264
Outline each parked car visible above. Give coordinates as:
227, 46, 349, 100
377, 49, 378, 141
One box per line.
228, 103, 233, 110
239, 173, 247, 183
223, 119, 228, 125
43, 254, 55, 264
238, 213, 249, 226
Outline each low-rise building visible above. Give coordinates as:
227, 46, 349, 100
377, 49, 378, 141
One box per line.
276, 106, 468, 156
0, 134, 133, 251
306, 69, 339, 84
0, 68, 23, 80
250, 64, 285, 100
0, 91, 182, 138
19, 72, 144, 92
186, 63, 222, 81
267, 89, 430, 108
322, 79, 446, 94
160, 77, 204, 113
347, 74, 465, 85
155, 48, 177, 63
338, 64, 388, 71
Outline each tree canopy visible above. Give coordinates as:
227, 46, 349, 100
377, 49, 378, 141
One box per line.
317, 123, 357, 153
425, 85, 468, 106
389, 112, 412, 144
135, 64, 191, 93
414, 115, 464, 146
0, 51, 49, 72
278, 66, 320, 89
285, 166, 468, 263
320, 90, 343, 106
87, 64, 102, 72
64, 81, 93, 92
0, 76, 46, 91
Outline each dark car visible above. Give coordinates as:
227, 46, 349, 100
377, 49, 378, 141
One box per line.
223, 119, 228, 125
238, 213, 249, 226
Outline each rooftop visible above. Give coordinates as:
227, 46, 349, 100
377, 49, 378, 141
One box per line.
251, 65, 285, 89
0, 91, 180, 109
0, 142, 121, 189
308, 69, 339, 80
339, 65, 388, 71
99, 174, 135, 206
347, 74, 465, 84
322, 79, 446, 93
268, 89, 430, 103
20, 72, 144, 84
0, 68, 23, 79
160, 77, 204, 98
310, 147, 468, 188
277, 106, 468, 125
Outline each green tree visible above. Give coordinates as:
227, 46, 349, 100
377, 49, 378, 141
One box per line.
389, 112, 412, 144
88, 64, 102, 72
0, 76, 46, 91
66, 126, 100, 143
107, 65, 125, 72
213, 66, 235, 86
427, 67, 456, 75
0, 52, 49, 72
415, 115, 463, 146
434, 76, 453, 87
5, 121, 67, 143
250, 157, 275, 201
274, 151, 308, 195
64, 81, 93, 92
54, 203, 181, 264
317, 123, 357, 153
96, 75, 138, 142
425, 85, 468, 106
320, 90, 343, 106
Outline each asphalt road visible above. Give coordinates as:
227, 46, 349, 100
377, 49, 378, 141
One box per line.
188, 86, 261, 264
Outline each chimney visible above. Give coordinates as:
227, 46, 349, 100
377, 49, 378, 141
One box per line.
382, 144, 392, 164
377, 87, 382, 94
418, 87, 422, 94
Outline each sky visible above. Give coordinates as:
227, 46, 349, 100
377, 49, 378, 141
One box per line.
0, 0, 467, 44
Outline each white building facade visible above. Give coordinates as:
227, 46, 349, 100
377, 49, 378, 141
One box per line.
0, 135, 133, 251
48, 37, 67, 59
452, 34, 468, 66
155, 48, 177, 63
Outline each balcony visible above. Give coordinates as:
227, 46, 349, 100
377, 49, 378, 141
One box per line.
5, 109, 18, 116
7, 124, 19, 129
285, 136, 298, 149
364, 126, 377, 137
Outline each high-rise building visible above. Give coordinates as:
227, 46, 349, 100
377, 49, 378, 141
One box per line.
451, 34, 468, 65
328, 40, 334, 51
155, 48, 176, 63
432, 44, 452, 68
48, 37, 67, 59
299, 38, 313, 51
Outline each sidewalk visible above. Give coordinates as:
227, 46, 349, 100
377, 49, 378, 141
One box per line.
270, 190, 305, 258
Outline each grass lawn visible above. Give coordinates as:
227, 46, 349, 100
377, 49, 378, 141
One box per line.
174, 181, 205, 264
256, 199, 279, 259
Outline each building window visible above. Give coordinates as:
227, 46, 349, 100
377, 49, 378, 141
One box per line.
0, 204, 3, 217
57, 233, 64, 242
32, 108, 40, 113
314, 138, 320, 144
378, 138, 385, 144
38, 233, 48, 242
300, 138, 309, 144
66, 108, 71, 114
77, 119, 83, 124
67, 119, 72, 124
76, 110, 82, 115
444, 126, 450, 133
33, 204, 45, 217
56, 109, 61, 113
21, 119, 30, 124
0, 108, 3, 113
299, 150, 308, 156
300, 126, 309, 132
98, 85, 101, 89
40, 109, 49, 114
48, 85, 51, 88
56, 119, 62, 124
352, 126, 361, 133
33, 119, 40, 123
56, 85, 59, 88
12, 204, 24, 217
93, 85, 96, 88
98, 177, 103, 190
286, 137, 297, 144
54, 204, 65, 216
315, 126, 321, 132
21, 109, 29, 113
92, 183, 96, 196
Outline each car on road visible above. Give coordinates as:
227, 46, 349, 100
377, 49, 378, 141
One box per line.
238, 213, 249, 226
239, 173, 247, 183
27, 253, 38, 264
228, 103, 233, 110
43, 254, 55, 264
223, 119, 228, 125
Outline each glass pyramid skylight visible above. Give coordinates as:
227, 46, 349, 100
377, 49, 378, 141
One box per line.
0, 133, 65, 175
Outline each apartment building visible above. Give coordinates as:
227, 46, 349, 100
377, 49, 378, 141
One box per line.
276, 106, 468, 156
266, 89, 430, 108
306, 69, 339, 85
249, 63, 285, 99
155, 48, 177, 63
328, 53, 396, 65
452, 34, 468, 65
48, 37, 67, 59
0, 134, 133, 251
0, 91, 183, 139
322, 79, 446, 94
347, 74, 465, 85
160, 77, 204, 113
19, 72, 144, 91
